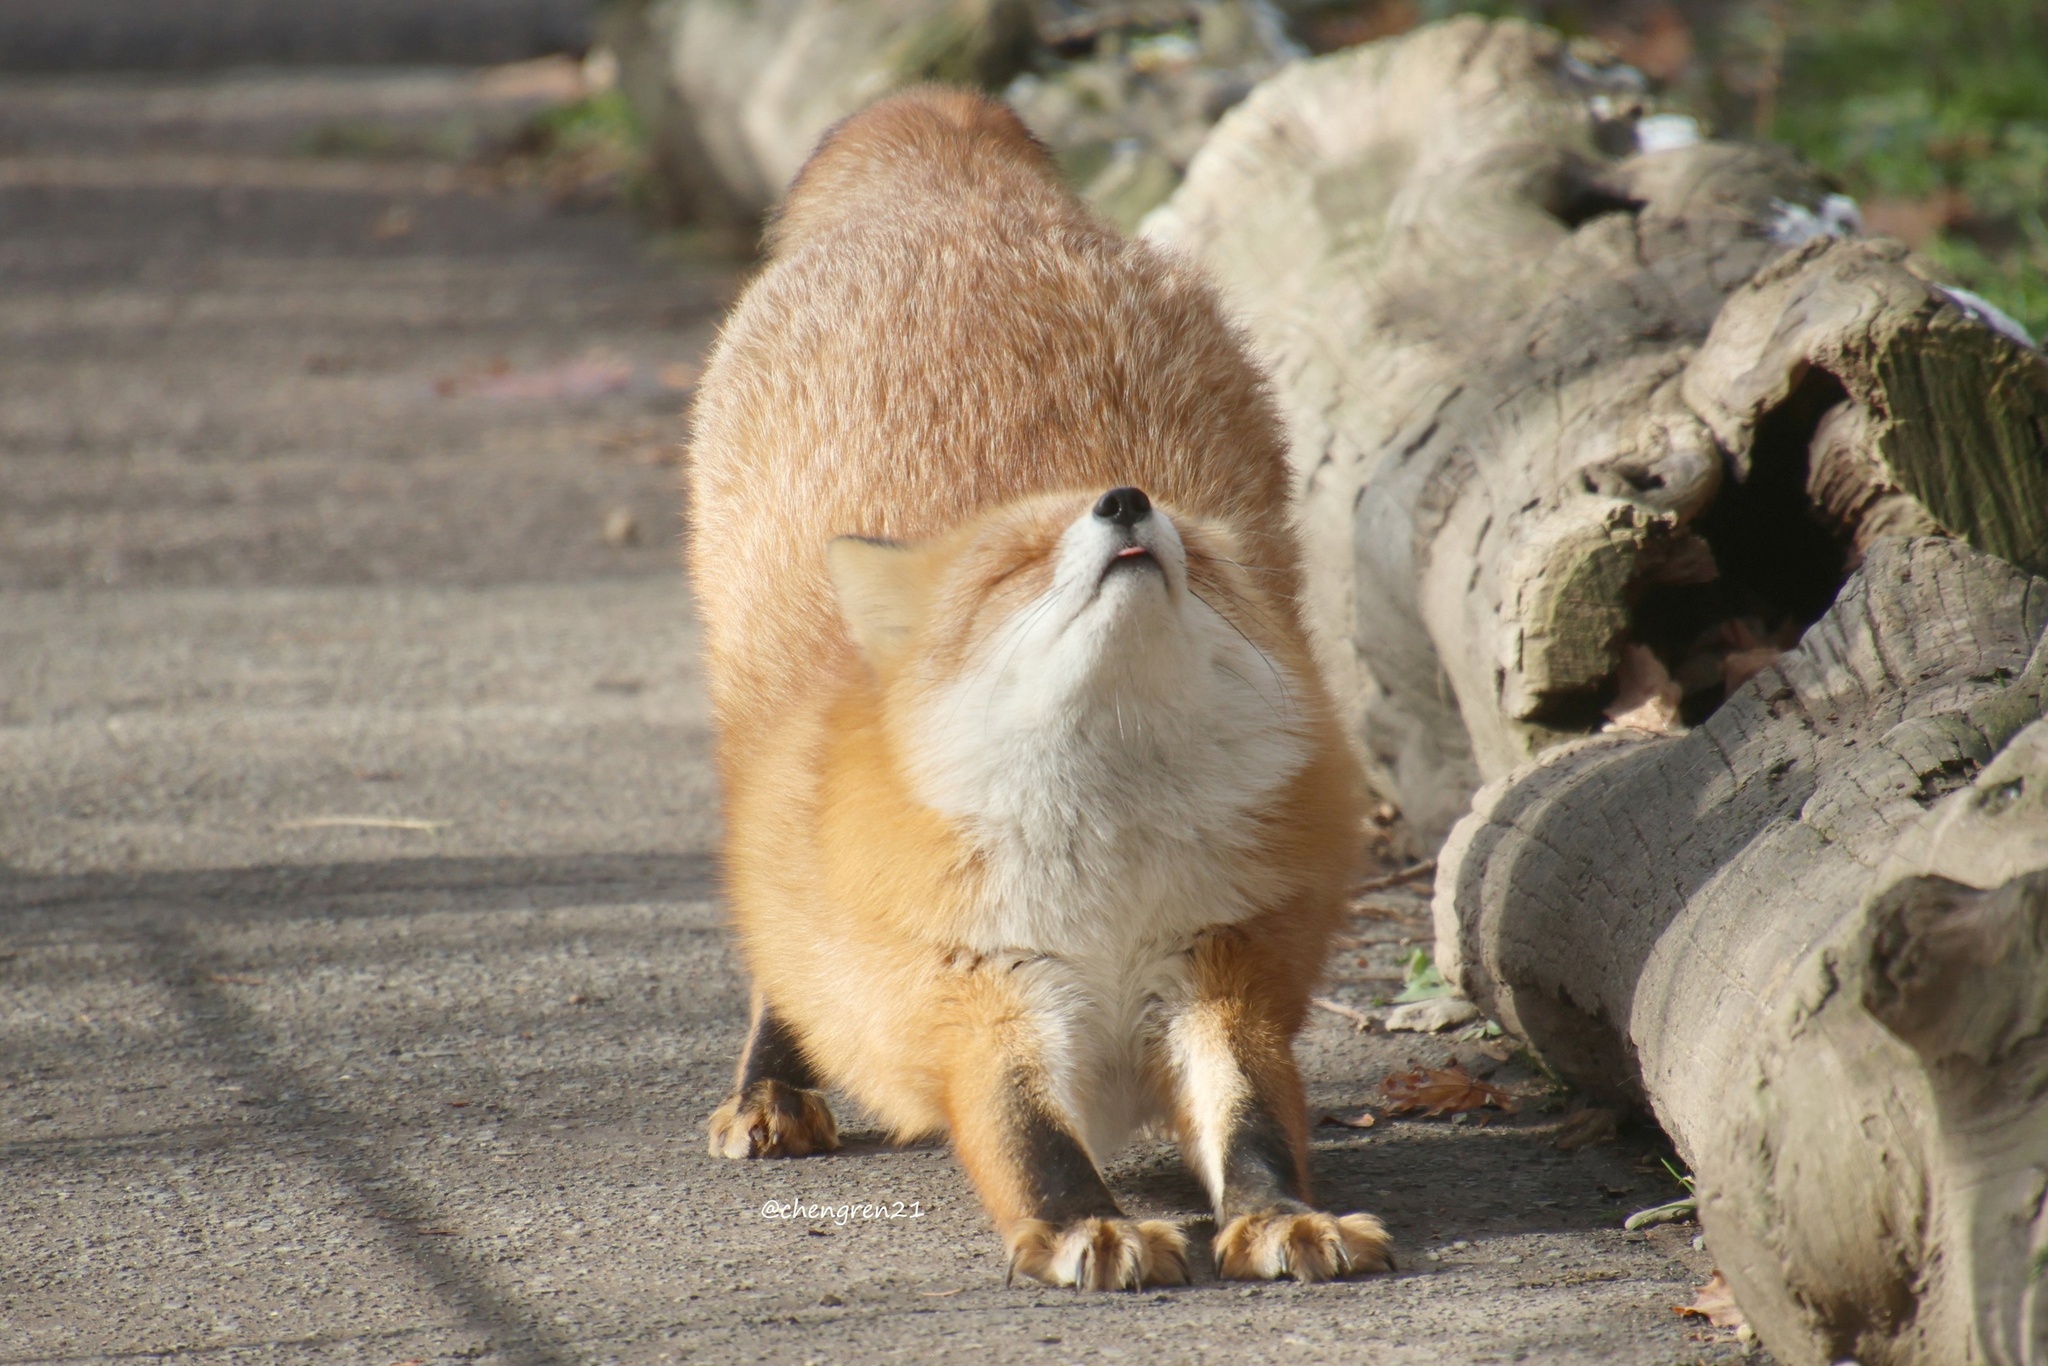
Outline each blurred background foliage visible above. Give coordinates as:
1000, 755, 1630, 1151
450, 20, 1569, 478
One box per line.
290, 0, 2039, 332
1299, 0, 2048, 334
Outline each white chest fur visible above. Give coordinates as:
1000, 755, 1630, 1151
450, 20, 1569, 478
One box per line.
906, 552, 1310, 1157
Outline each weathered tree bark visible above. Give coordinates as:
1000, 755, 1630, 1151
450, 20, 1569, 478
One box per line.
601, 0, 1035, 227
1148, 17, 2048, 1364
1437, 536, 2048, 1366
1145, 16, 2048, 850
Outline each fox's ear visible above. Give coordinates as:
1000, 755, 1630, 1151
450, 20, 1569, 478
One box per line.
827, 536, 924, 670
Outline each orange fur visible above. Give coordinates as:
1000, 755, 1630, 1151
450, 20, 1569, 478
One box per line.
687, 86, 1384, 1287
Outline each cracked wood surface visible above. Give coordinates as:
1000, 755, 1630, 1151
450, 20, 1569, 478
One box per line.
1152, 18, 2048, 1361
1437, 538, 2048, 1366
1148, 17, 2048, 848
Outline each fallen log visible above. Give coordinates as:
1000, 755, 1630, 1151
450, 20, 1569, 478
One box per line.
601, 0, 1036, 228
1148, 16, 2048, 1363
1146, 16, 2048, 850
1437, 537, 2048, 1366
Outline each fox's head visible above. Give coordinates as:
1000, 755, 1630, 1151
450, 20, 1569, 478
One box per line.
828, 488, 1314, 841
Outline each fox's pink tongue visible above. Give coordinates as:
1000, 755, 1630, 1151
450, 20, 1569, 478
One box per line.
1115, 546, 1149, 559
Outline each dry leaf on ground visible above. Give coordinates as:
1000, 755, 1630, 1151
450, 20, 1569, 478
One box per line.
1379, 1063, 1516, 1117
1318, 1110, 1377, 1129
1674, 1270, 1747, 1329
1625, 1196, 1698, 1230
1384, 996, 1481, 1032
1553, 1106, 1619, 1151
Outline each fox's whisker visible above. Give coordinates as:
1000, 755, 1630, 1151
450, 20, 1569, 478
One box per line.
976, 591, 1063, 731
1189, 587, 1296, 714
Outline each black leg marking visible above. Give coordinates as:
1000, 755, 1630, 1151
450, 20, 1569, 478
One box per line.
1216, 1094, 1311, 1221
1012, 1088, 1124, 1224
733, 988, 819, 1091
708, 989, 838, 1158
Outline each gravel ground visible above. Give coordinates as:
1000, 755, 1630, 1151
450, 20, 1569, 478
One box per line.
0, 68, 1761, 1365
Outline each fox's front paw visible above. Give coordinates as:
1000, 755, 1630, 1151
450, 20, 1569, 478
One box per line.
707, 1079, 839, 1158
1215, 1209, 1393, 1281
1006, 1217, 1190, 1291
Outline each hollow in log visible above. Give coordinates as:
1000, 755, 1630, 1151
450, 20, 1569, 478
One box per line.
1146, 16, 2048, 850
1437, 537, 2048, 1366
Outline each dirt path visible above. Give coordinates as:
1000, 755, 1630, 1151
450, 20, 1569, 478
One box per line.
0, 68, 1756, 1365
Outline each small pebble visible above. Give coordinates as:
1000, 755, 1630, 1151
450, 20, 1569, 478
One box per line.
1692, 1234, 1706, 1251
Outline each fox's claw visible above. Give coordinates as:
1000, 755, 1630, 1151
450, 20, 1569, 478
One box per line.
1214, 1210, 1393, 1281
707, 1079, 839, 1158
1006, 1217, 1190, 1290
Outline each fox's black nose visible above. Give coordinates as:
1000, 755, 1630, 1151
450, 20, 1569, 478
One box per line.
1093, 487, 1151, 528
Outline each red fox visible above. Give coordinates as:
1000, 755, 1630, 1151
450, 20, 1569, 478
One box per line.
686, 86, 1390, 1289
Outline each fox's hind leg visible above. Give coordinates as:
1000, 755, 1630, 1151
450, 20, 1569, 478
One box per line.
707, 989, 840, 1158
1165, 943, 1394, 1281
